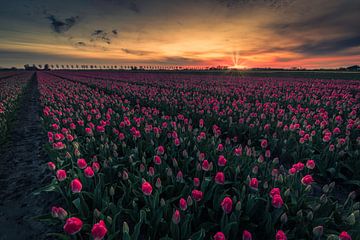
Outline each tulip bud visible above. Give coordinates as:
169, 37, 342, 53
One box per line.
329, 182, 335, 191
235, 201, 242, 211
139, 164, 145, 172
156, 178, 162, 188
166, 168, 173, 177
94, 208, 101, 218
346, 213, 356, 225
123, 222, 129, 233
280, 213, 288, 224
107, 216, 112, 225
172, 158, 178, 168
187, 195, 193, 206
109, 186, 115, 196
272, 158, 279, 165
122, 170, 129, 180
284, 188, 291, 197
172, 210, 180, 224
296, 210, 303, 218
160, 198, 166, 207
307, 211, 313, 220
326, 234, 338, 240
322, 184, 329, 193
353, 210, 359, 218
312, 226, 323, 238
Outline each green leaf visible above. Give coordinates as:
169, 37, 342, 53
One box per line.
189, 228, 205, 240
132, 209, 146, 239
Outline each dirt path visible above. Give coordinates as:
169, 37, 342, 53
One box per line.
0, 73, 55, 240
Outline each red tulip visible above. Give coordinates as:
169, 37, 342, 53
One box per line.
218, 155, 227, 167
288, 167, 297, 175
77, 158, 87, 169
157, 145, 165, 155
242, 230, 252, 240
51, 206, 68, 220
261, 139, 268, 149
215, 171, 225, 184
70, 178, 83, 193
56, 169, 67, 181
179, 198, 187, 211
92, 162, 100, 172
202, 160, 210, 171
249, 178, 258, 190
191, 189, 203, 202
339, 231, 352, 240
301, 175, 313, 185
172, 209, 180, 224
214, 232, 226, 240
272, 194, 284, 208
193, 177, 200, 187
306, 159, 315, 169
154, 155, 162, 165
91, 220, 108, 240
63, 217, 83, 235
48, 162, 56, 171
221, 197, 233, 214
142, 181, 153, 196
275, 230, 287, 240
269, 188, 281, 198
84, 166, 94, 178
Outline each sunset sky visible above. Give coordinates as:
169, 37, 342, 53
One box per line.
0, 0, 359, 68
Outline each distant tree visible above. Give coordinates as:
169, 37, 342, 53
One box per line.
38, 64, 42, 69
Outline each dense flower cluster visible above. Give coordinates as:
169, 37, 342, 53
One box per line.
0, 72, 32, 140
38, 71, 360, 239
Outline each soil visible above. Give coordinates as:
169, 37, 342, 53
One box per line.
0, 73, 56, 240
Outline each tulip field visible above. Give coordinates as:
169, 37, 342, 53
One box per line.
0, 72, 33, 141
1, 71, 360, 240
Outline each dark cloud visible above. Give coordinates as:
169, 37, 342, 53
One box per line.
90, 29, 118, 44
129, 2, 140, 13
216, 0, 296, 9
121, 48, 153, 56
268, 1, 360, 37
46, 15, 80, 34
292, 34, 360, 55
75, 41, 86, 47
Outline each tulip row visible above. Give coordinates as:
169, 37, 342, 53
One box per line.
0, 72, 33, 141
38, 71, 359, 240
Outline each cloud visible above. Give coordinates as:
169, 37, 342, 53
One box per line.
215, 0, 296, 9
46, 15, 80, 34
90, 29, 118, 44
121, 48, 153, 56
129, 2, 140, 13
75, 41, 86, 47
292, 34, 360, 55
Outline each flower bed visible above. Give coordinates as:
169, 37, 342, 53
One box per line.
38, 71, 359, 240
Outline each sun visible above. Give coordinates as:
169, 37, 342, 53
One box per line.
229, 64, 247, 69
